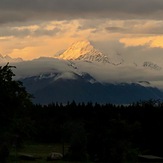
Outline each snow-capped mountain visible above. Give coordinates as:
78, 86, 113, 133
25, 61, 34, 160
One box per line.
12, 56, 163, 104
22, 72, 163, 104
10, 40, 163, 104
58, 40, 102, 60
58, 40, 123, 65
0, 54, 23, 63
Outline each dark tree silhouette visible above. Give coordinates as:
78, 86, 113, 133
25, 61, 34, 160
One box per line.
0, 63, 33, 161
0, 63, 32, 109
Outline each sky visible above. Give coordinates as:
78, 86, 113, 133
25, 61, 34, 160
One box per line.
1, 0, 163, 60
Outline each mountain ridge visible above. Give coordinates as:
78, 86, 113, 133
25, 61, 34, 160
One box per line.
2, 40, 163, 104
0, 54, 23, 63
22, 73, 163, 104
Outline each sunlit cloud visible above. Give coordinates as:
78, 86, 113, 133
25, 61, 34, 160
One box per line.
12, 25, 40, 31
120, 36, 163, 48
1, 18, 163, 60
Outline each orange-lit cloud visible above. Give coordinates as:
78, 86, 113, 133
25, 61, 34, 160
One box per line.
1, 19, 163, 60
120, 36, 163, 48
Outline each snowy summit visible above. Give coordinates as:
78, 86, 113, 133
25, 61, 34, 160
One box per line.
58, 40, 111, 63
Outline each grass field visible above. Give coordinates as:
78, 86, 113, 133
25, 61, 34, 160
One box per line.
8, 143, 83, 163
7, 142, 138, 163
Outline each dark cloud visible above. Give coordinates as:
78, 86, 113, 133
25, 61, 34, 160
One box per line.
33, 28, 60, 36
0, 27, 30, 37
105, 27, 127, 33
105, 21, 163, 35
0, 0, 163, 24
0, 26, 61, 37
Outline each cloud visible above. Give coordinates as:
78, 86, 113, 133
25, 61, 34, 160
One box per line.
0, 0, 163, 24
105, 20, 163, 35
2, 19, 163, 39
0, 27, 59, 38
0, 21, 72, 38
1, 18, 163, 60
105, 27, 127, 33
120, 36, 163, 48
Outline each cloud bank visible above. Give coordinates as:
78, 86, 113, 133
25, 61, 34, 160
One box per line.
0, 0, 163, 24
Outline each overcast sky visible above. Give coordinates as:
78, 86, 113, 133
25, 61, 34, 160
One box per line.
1, 0, 163, 60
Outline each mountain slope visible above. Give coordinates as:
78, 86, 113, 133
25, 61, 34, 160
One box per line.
22, 73, 163, 104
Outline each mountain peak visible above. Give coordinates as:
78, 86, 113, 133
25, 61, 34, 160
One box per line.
58, 40, 95, 60
70, 40, 91, 49
58, 40, 110, 63
4, 55, 12, 59
57, 40, 125, 65
0, 54, 23, 63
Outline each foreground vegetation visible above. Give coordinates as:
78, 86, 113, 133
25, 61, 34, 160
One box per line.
1, 64, 163, 162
